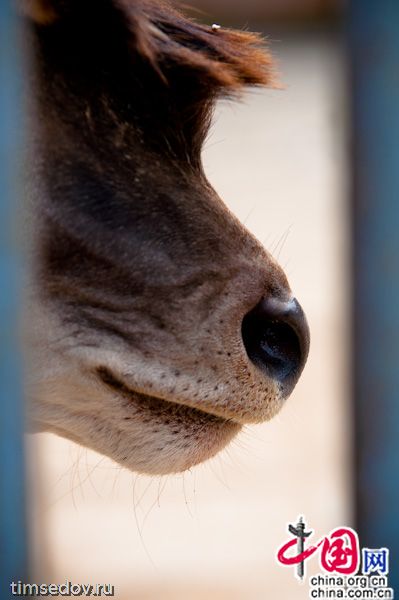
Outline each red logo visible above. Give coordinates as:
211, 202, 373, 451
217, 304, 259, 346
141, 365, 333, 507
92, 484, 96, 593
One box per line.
277, 517, 360, 579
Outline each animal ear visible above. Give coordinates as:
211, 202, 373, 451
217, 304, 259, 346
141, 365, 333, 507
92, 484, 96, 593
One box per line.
17, 0, 59, 24
115, 0, 278, 94
19, 0, 277, 92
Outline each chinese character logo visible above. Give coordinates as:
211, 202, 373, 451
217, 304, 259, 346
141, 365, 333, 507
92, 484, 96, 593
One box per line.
277, 516, 316, 580
277, 516, 360, 579
320, 527, 360, 574
362, 548, 389, 575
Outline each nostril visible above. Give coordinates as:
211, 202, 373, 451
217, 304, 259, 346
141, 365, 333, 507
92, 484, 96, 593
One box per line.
254, 320, 301, 379
241, 297, 310, 396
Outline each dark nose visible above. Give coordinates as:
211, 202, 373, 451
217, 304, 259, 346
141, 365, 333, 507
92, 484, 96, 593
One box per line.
241, 297, 310, 397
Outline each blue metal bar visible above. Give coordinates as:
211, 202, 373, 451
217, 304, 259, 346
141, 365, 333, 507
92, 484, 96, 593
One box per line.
0, 2, 28, 597
349, 1, 399, 592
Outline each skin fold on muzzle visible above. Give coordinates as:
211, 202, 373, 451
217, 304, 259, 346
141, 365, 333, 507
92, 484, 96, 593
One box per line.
23, 0, 310, 475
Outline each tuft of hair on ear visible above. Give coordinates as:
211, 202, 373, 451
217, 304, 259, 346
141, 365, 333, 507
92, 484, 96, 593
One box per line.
115, 0, 278, 95
17, 0, 59, 24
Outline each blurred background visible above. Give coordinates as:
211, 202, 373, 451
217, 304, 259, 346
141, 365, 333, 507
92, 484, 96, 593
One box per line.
1, 0, 398, 599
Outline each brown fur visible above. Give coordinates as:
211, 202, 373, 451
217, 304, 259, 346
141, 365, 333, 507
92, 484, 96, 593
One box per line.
18, 0, 58, 23
22, 0, 308, 475
21, 0, 276, 91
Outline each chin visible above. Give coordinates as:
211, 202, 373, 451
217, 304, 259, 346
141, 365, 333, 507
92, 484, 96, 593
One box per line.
110, 393, 243, 475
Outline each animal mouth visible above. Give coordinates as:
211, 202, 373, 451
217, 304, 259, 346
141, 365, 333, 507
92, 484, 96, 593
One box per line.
96, 365, 238, 427
95, 365, 241, 473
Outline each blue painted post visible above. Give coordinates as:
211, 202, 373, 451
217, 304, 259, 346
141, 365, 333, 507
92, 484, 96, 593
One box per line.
349, 1, 399, 592
0, 1, 28, 597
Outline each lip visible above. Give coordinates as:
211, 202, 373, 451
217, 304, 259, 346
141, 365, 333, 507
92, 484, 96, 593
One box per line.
96, 365, 239, 427
95, 364, 242, 473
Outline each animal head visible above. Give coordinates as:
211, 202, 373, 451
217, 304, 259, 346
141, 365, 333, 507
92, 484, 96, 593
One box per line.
23, 0, 310, 474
